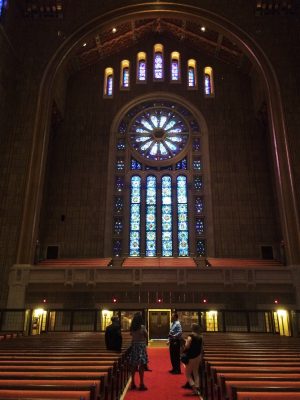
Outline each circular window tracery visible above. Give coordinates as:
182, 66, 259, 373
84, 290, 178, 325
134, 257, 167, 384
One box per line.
121, 100, 192, 165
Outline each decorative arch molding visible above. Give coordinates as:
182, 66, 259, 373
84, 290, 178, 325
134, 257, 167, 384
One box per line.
16, 2, 299, 265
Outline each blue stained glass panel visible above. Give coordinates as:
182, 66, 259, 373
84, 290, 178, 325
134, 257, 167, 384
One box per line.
205, 74, 211, 95
196, 239, 206, 256
161, 176, 172, 256
194, 176, 203, 190
129, 176, 141, 256
193, 159, 201, 170
138, 60, 146, 81
113, 240, 122, 256
196, 218, 204, 235
195, 197, 204, 214
176, 158, 187, 170
154, 52, 163, 79
117, 139, 125, 151
131, 158, 142, 170
188, 67, 195, 87
122, 67, 129, 87
171, 60, 179, 81
177, 176, 189, 256
146, 176, 156, 256
114, 218, 123, 235
116, 159, 124, 171
115, 176, 124, 192
107, 75, 113, 96
193, 138, 200, 151
118, 120, 127, 134
115, 197, 123, 213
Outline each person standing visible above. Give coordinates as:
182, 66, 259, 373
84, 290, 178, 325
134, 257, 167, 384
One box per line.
129, 312, 149, 391
182, 323, 203, 397
105, 316, 122, 351
168, 312, 182, 374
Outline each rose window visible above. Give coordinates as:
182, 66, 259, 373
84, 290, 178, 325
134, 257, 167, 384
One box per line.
129, 107, 189, 162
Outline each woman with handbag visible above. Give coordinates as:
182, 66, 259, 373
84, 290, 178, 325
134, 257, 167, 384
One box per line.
181, 323, 203, 397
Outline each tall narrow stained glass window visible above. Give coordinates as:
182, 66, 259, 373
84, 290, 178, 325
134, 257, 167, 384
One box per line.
171, 52, 180, 81
154, 44, 164, 80
204, 66, 214, 96
121, 60, 130, 89
177, 176, 189, 256
104, 67, 114, 97
137, 52, 147, 82
129, 176, 141, 256
162, 176, 173, 256
146, 176, 157, 256
188, 59, 197, 88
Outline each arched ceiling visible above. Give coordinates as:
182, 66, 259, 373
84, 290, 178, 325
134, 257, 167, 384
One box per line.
70, 17, 252, 74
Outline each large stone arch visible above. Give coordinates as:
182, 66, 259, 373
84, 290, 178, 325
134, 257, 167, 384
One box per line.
16, 2, 300, 265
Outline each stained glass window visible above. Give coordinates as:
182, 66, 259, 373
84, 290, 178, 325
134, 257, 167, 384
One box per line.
196, 239, 205, 256
146, 176, 157, 256
114, 218, 123, 235
193, 159, 201, 170
177, 176, 189, 256
117, 139, 125, 151
188, 67, 195, 87
0, 0, 3, 16
138, 59, 146, 81
129, 108, 189, 161
129, 176, 141, 256
195, 197, 204, 214
107, 75, 113, 96
193, 138, 201, 151
204, 74, 211, 95
122, 67, 129, 88
194, 176, 203, 190
116, 159, 125, 171
195, 218, 204, 235
162, 176, 172, 256
113, 240, 122, 256
115, 176, 124, 192
154, 52, 163, 79
171, 60, 179, 81
175, 158, 187, 170
131, 158, 142, 170
114, 197, 123, 213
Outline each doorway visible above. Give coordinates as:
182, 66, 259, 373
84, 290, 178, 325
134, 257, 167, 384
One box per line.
148, 309, 171, 339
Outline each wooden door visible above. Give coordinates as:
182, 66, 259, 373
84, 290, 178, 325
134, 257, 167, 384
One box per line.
148, 310, 170, 339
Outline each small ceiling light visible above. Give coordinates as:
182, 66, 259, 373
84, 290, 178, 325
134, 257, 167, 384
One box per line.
43, 299, 47, 303
203, 299, 207, 303
201, 26, 206, 32
82, 42, 87, 47
274, 299, 279, 304
112, 27, 117, 33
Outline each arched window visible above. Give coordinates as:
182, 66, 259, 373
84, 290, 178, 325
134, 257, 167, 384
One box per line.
137, 52, 147, 82
104, 67, 113, 97
170, 51, 180, 82
111, 99, 207, 258
146, 176, 157, 256
120, 60, 130, 89
153, 44, 164, 80
188, 59, 197, 88
129, 176, 141, 256
204, 66, 214, 96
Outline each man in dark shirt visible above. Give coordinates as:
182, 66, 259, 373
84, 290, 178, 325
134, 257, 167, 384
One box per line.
105, 316, 122, 351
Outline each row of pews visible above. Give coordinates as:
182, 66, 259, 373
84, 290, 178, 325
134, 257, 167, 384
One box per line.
0, 331, 131, 400
202, 332, 300, 400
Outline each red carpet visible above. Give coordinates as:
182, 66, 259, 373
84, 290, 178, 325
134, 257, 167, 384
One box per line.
124, 347, 200, 399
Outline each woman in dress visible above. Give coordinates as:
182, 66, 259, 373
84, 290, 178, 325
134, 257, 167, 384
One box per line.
129, 312, 149, 391
182, 323, 203, 397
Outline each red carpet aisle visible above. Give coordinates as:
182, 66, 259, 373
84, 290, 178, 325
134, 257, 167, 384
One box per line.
124, 347, 201, 399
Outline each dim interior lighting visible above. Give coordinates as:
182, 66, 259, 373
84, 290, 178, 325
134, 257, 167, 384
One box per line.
43, 299, 47, 303
274, 299, 279, 304
82, 42, 87, 47
112, 297, 117, 303
203, 299, 207, 303
112, 27, 117, 33
157, 298, 162, 303
201, 26, 206, 32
